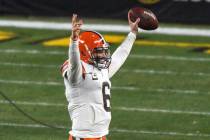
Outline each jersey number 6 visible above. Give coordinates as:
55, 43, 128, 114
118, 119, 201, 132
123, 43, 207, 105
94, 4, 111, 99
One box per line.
102, 82, 111, 112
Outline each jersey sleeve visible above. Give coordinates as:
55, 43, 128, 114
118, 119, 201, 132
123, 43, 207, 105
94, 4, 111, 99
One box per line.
108, 32, 136, 78
67, 39, 83, 85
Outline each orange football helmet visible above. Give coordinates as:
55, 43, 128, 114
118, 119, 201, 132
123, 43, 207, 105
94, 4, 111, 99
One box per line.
78, 31, 111, 69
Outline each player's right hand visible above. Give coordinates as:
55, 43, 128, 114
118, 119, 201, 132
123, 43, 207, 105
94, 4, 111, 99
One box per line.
71, 14, 83, 41
128, 10, 140, 35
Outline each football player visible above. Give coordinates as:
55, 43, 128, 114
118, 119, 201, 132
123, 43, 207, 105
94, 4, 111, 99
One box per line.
61, 12, 140, 140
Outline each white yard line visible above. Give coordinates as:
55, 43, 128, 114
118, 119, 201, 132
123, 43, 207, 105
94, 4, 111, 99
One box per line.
147, 88, 201, 95
121, 69, 210, 77
130, 54, 210, 62
0, 122, 50, 128
0, 79, 138, 91
115, 107, 210, 116
0, 79, 209, 95
0, 122, 66, 129
1, 61, 210, 77
0, 49, 66, 55
1, 19, 210, 36
1, 100, 210, 117
0, 62, 58, 68
0, 79, 62, 86
0, 100, 66, 107
0, 122, 210, 137
1, 48, 210, 62
0, 79, 210, 95
111, 128, 210, 137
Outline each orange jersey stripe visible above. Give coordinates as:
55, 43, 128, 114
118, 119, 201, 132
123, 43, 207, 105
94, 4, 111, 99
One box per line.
61, 60, 86, 79
69, 135, 106, 140
60, 60, 69, 75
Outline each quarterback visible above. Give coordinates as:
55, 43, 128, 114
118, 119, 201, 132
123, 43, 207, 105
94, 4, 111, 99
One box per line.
61, 12, 140, 140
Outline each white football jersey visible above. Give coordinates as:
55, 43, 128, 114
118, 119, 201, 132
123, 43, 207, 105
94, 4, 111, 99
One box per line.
62, 32, 136, 138
64, 62, 111, 138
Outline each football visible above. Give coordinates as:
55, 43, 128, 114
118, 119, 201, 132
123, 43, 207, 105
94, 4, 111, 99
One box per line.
129, 7, 158, 30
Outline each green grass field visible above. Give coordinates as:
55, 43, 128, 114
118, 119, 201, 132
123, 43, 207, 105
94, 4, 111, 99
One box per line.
0, 24, 210, 140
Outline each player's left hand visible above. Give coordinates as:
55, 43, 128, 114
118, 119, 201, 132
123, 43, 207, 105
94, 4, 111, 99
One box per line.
128, 10, 140, 35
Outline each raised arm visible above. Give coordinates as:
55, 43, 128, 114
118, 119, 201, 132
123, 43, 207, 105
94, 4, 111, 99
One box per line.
109, 11, 140, 78
67, 14, 83, 85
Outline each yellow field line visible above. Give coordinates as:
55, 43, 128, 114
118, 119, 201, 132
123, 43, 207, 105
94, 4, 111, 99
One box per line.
0, 31, 15, 41
42, 35, 125, 47
205, 50, 210, 54
43, 38, 69, 46
0, 31, 14, 35
135, 40, 210, 48
42, 34, 210, 48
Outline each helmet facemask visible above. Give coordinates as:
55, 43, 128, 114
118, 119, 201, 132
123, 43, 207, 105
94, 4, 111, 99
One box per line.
91, 46, 111, 69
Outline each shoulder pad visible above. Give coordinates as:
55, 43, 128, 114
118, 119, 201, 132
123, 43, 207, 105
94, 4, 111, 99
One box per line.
60, 60, 69, 77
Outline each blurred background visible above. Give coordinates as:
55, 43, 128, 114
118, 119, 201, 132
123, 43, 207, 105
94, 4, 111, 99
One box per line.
1, 0, 210, 24
0, 0, 210, 140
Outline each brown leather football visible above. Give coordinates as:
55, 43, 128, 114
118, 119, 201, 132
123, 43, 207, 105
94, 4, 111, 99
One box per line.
129, 7, 158, 30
